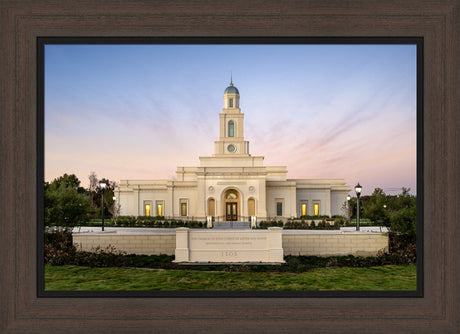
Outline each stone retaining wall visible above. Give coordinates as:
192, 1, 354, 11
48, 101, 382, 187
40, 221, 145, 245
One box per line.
73, 231, 388, 257
282, 233, 388, 257
73, 233, 176, 255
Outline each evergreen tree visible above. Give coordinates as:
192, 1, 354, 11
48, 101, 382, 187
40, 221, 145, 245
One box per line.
44, 174, 91, 228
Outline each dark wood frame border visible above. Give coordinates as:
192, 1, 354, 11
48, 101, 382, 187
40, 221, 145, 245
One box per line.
1, 1, 458, 332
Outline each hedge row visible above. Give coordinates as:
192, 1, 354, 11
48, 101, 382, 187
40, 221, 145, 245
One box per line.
258, 220, 340, 230
110, 216, 206, 228
82, 216, 385, 230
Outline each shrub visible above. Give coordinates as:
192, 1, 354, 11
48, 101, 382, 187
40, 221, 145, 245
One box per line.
113, 216, 137, 227
390, 207, 416, 237
334, 216, 346, 226
73, 245, 128, 267
44, 230, 76, 265
258, 220, 281, 229
387, 232, 417, 264
108, 216, 206, 228
300, 215, 330, 220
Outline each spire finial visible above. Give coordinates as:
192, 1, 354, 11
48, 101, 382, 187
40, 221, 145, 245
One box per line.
230, 72, 233, 86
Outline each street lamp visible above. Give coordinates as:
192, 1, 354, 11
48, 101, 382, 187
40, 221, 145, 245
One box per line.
99, 179, 107, 231
355, 183, 362, 231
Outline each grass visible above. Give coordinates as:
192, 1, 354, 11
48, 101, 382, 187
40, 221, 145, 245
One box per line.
45, 264, 416, 291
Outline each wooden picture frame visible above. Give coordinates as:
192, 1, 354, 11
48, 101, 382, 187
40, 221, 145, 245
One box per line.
1, 1, 458, 332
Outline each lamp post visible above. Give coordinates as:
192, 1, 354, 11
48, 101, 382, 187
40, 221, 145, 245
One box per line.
346, 194, 351, 220
99, 179, 107, 231
355, 183, 362, 231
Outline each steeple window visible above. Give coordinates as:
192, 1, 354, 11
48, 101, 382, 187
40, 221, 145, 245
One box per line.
229, 98, 233, 108
228, 121, 234, 137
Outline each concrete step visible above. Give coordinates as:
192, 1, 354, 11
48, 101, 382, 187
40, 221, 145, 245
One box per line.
213, 221, 251, 229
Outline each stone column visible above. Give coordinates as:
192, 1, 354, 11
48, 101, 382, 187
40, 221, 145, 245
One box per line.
267, 227, 284, 263
174, 227, 189, 262
250, 216, 256, 228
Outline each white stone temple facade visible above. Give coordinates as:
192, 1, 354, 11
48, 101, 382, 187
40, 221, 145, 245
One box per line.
116, 80, 349, 222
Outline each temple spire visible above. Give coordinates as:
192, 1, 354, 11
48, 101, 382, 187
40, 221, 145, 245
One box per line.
230, 72, 233, 86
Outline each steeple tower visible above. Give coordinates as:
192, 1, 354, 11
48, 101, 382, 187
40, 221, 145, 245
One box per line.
223, 75, 240, 109
213, 79, 249, 156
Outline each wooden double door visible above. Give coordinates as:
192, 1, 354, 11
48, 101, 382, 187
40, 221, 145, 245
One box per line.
226, 202, 238, 221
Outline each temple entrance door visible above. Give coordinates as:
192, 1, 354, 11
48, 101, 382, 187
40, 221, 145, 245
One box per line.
226, 203, 238, 221
223, 189, 240, 222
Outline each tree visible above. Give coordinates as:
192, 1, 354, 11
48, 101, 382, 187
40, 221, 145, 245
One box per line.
88, 171, 98, 207
389, 206, 417, 237
362, 188, 390, 226
93, 178, 117, 218
340, 197, 353, 221
389, 188, 416, 236
44, 174, 91, 228
348, 187, 416, 235
111, 198, 121, 218
52, 173, 86, 193
347, 197, 358, 219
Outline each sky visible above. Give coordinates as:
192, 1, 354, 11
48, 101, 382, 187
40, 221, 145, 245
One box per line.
44, 44, 417, 195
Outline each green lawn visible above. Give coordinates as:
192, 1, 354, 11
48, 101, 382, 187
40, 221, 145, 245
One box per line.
45, 264, 416, 291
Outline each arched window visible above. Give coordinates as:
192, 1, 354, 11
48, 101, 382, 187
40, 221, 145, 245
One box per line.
207, 198, 215, 217
228, 121, 234, 137
229, 98, 233, 108
226, 192, 238, 200
248, 198, 255, 216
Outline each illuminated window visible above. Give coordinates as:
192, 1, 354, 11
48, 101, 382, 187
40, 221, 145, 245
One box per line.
228, 121, 234, 137
248, 198, 255, 216
157, 204, 163, 217
145, 204, 151, 217
181, 202, 187, 216
226, 192, 238, 200
314, 203, 319, 216
276, 202, 283, 216
301, 203, 307, 216
229, 98, 233, 108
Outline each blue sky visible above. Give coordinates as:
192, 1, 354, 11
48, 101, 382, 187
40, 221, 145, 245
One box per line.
45, 44, 417, 195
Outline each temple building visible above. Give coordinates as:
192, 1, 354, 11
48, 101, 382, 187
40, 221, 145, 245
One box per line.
116, 80, 350, 222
